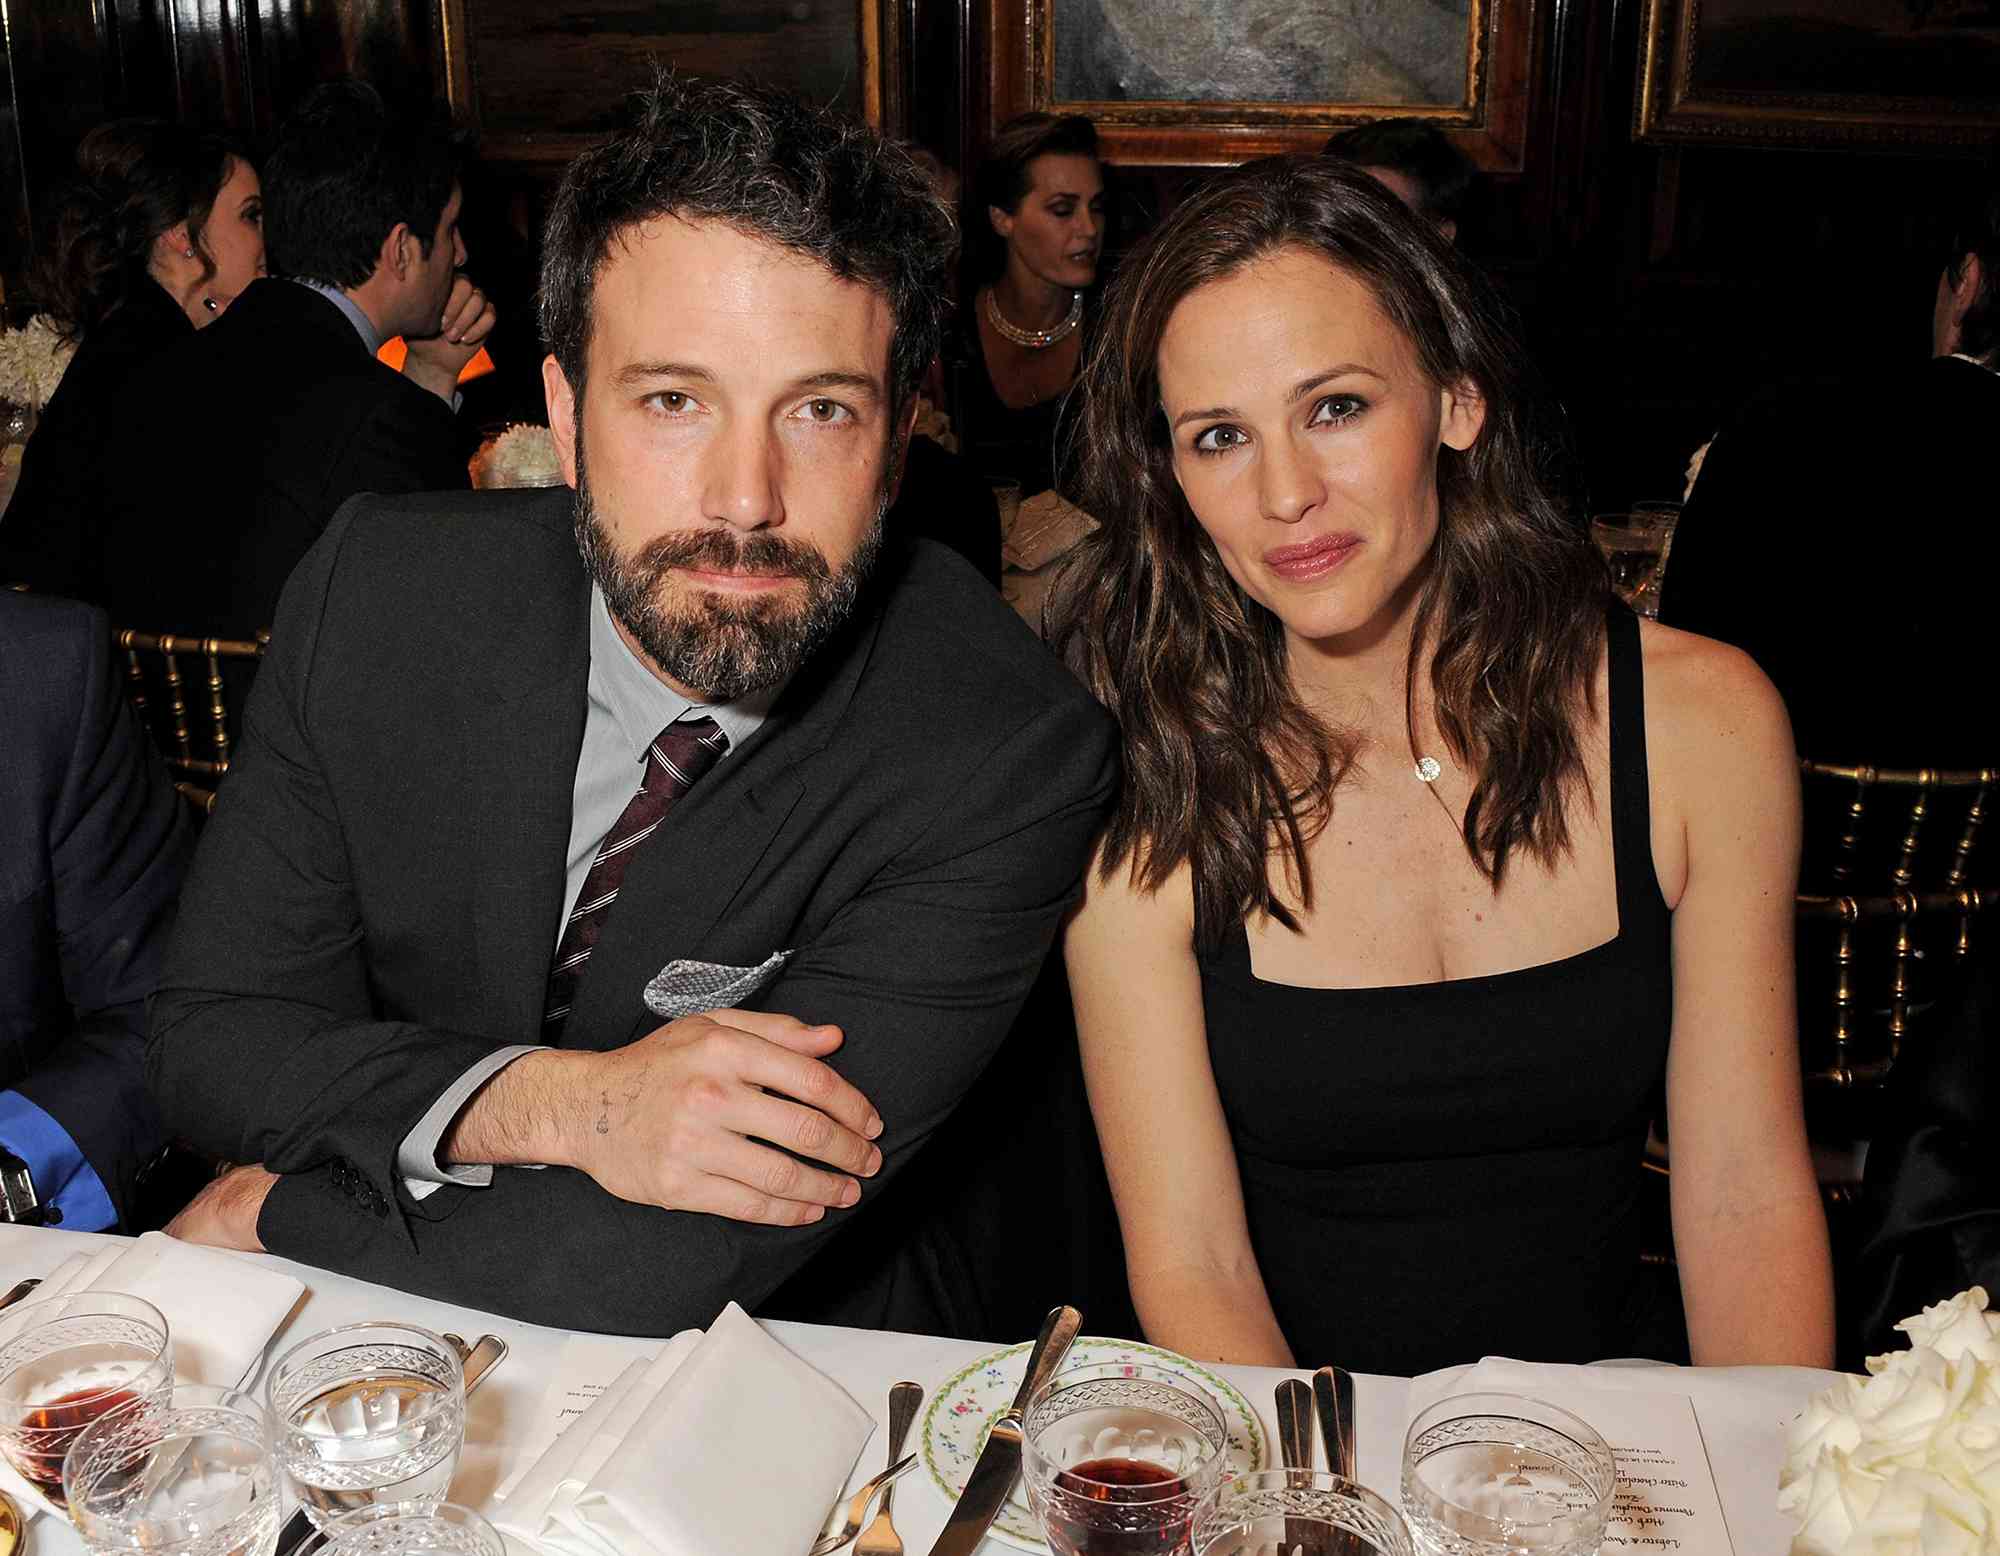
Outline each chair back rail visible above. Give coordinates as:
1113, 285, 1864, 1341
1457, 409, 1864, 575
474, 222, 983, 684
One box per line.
115, 627, 267, 812
1798, 761, 1998, 1094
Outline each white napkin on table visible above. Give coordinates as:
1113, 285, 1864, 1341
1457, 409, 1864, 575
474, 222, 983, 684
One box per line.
0, 1233, 305, 1520
492, 1302, 874, 1556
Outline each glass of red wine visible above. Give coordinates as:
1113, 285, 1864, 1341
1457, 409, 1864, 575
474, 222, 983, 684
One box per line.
0, 1293, 174, 1512
1022, 1363, 1230, 1556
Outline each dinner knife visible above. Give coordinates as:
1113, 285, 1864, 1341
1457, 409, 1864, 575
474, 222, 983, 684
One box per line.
271, 1332, 508, 1556
922, 1304, 1082, 1556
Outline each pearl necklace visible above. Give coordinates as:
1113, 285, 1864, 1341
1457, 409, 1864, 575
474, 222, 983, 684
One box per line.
983, 286, 1083, 350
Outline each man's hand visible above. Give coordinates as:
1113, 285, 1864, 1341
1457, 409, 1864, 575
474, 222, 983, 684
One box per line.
445, 1009, 884, 1227
164, 1163, 276, 1251
401, 276, 497, 405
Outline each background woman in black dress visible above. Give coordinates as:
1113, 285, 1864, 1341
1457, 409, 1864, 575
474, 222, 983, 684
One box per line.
0, 119, 264, 598
951, 112, 1105, 498
1054, 157, 1832, 1374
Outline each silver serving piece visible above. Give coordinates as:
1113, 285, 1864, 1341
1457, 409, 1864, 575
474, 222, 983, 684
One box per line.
922, 1304, 1082, 1556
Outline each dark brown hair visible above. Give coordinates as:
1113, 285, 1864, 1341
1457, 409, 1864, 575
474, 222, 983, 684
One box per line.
541, 74, 954, 413
33, 119, 242, 341
966, 112, 1099, 287
1050, 156, 1606, 947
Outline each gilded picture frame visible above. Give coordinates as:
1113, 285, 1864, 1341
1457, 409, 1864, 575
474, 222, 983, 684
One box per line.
1636, 0, 2000, 151
435, 0, 902, 165
989, 0, 1534, 171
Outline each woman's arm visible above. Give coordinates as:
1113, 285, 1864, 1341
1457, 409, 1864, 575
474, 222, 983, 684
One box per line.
1646, 624, 1834, 1366
1064, 851, 1295, 1367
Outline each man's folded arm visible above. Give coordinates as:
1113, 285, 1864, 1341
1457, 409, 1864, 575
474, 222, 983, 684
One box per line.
148, 512, 518, 1203
251, 693, 1120, 1330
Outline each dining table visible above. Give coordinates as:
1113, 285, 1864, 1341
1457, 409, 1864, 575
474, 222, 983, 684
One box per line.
0, 1222, 1832, 1554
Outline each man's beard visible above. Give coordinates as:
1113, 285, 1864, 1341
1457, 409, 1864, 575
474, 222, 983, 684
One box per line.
573, 442, 886, 703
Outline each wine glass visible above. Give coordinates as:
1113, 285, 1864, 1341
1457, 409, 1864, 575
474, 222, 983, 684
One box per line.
1400, 1393, 1615, 1555
1191, 1468, 1413, 1555
0, 1294, 174, 1510
266, 1323, 465, 1530
63, 1385, 280, 1556
1022, 1363, 1230, 1556
1590, 507, 1680, 619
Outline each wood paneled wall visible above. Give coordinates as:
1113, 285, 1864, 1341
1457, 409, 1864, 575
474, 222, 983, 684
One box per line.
1, 0, 1981, 500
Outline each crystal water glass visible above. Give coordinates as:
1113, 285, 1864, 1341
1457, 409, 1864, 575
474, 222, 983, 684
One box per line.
311, 1501, 503, 1555
1400, 1393, 1615, 1556
1191, 1468, 1414, 1555
0, 1293, 174, 1510
267, 1323, 464, 1530
63, 1385, 280, 1556
1023, 1363, 1230, 1556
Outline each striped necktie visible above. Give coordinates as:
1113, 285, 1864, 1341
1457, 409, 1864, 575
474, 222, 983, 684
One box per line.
543, 716, 728, 1036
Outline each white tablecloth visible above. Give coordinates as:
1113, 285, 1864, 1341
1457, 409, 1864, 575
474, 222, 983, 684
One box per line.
0, 1224, 1828, 1553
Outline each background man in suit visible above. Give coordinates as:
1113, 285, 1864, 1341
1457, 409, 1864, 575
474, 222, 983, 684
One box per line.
1, 591, 194, 1229
94, 80, 495, 641
154, 75, 1119, 1337
1661, 150, 2000, 769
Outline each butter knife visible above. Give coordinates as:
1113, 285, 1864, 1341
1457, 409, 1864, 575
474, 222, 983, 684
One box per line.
922, 1304, 1082, 1556
272, 1332, 508, 1556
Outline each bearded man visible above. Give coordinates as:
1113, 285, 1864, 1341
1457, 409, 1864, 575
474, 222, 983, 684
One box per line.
150, 76, 1118, 1336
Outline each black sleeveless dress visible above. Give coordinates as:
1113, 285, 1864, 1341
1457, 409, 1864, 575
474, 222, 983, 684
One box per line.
1197, 609, 1673, 1376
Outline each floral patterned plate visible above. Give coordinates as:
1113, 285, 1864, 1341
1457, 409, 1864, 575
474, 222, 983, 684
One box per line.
920, 1335, 1268, 1554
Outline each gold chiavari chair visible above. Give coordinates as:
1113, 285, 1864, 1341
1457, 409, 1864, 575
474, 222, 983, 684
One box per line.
1796, 761, 2000, 1203
115, 628, 268, 814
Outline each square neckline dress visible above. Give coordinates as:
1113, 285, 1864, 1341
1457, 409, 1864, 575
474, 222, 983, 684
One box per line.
1195, 608, 1675, 1375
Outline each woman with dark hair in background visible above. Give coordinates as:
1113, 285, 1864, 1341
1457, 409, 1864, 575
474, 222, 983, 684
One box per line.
951, 112, 1105, 498
1054, 156, 1833, 1374
0, 119, 264, 597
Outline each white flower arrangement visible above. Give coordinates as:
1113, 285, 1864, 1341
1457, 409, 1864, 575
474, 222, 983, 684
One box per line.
1782, 1287, 2000, 1554
0, 316, 75, 411
469, 422, 565, 490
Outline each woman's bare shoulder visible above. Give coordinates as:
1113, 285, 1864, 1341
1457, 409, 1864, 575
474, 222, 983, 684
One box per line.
1635, 617, 1798, 846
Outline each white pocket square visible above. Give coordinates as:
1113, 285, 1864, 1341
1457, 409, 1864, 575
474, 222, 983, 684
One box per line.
643, 950, 791, 1020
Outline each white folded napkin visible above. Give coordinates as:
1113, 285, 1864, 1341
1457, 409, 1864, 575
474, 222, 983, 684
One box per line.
493, 1302, 874, 1556
0, 1234, 305, 1520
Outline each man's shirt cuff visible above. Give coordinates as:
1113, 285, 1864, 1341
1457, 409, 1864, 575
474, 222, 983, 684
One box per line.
0, 1091, 117, 1231
397, 1045, 546, 1202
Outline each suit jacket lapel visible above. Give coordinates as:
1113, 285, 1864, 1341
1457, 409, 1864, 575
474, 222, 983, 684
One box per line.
561, 587, 887, 1051
467, 579, 590, 1042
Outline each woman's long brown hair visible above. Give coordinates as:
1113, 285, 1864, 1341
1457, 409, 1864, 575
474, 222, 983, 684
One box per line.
1049, 157, 1608, 949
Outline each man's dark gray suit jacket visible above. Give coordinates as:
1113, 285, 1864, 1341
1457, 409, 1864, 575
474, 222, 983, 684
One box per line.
148, 487, 1119, 1335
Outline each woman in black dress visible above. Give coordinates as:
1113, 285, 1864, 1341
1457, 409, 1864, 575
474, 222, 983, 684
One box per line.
1054, 157, 1832, 1374
0, 119, 263, 597
951, 113, 1105, 498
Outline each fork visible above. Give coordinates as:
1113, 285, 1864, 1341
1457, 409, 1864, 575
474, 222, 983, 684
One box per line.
806, 1452, 917, 1556
856, 1381, 923, 1556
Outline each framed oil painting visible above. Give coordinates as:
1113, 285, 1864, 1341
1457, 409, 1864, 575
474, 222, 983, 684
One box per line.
989, 0, 1533, 170
1637, 0, 2000, 150
436, 0, 902, 164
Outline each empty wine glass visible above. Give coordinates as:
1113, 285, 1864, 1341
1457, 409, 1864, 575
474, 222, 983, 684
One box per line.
1191, 1468, 1413, 1555
0, 1294, 174, 1510
63, 1385, 280, 1556
1400, 1393, 1615, 1556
